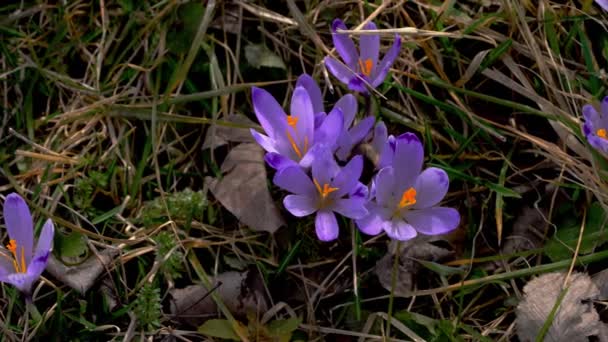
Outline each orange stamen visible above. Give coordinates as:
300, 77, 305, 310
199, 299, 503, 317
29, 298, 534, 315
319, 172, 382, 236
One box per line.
287, 115, 299, 129
313, 179, 339, 198
286, 131, 302, 159
598, 128, 607, 139
5, 239, 27, 273
358, 58, 373, 77
398, 188, 417, 208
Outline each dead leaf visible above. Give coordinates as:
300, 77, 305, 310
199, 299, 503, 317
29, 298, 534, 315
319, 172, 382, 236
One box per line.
374, 236, 454, 296
516, 272, 606, 342
244, 44, 286, 69
501, 206, 548, 255
205, 143, 284, 233
592, 268, 608, 299
202, 114, 256, 151
169, 269, 268, 327
46, 249, 118, 294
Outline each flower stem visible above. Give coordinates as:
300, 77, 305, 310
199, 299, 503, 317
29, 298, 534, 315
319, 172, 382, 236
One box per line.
26, 296, 42, 323
386, 241, 401, 341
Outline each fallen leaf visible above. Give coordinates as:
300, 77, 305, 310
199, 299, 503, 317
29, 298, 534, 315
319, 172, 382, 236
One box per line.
46, 249, 118, 294
205, 143, 284, 233
169, 269, 268, 327
244, 43, 286, 69
198, 319, 240, 341
501, 206, 548, 255
202, 114, 256, 151
374, 236, 454, 296
516, 272, 606, 342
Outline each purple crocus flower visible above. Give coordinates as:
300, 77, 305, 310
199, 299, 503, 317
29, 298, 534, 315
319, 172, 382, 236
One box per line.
324, 19, 401, 93
582, 96, 608, 155
1, 193, 54, 295
251, 85, 343, 170
596, 0, 608, 11
356, 133, 460, 241
332, 94, 375, 161
273, 151, 368, 241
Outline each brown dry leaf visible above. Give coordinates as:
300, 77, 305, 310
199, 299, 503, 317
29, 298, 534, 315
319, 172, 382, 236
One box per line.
202, 114, 256, 151
516, 272, 607, 342
46, 249, 117, 294
205, 143, 284, 233
169, 269, 268, 327
374, 236, 454, 297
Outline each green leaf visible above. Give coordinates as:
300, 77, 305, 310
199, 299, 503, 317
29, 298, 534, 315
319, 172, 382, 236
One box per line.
244, 44, 286, 70
55, 231, 88, 259
415, 259, 466, 276
167, 3, 205, 55
198, 319, 240, 341
545, 202, 608, 262
267, 317, 302, 337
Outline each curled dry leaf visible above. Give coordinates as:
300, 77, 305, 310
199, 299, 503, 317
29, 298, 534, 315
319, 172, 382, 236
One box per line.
46, 249, 118, 295
205, 143, 284, 233
202, 114, 257, 151
169, 269, 268, 327
374, 236, 454, 297
501, 206, 548, 255
516, 272, 607, 342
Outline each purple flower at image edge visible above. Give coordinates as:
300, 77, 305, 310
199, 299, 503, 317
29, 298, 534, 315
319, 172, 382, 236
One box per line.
596, 0, 608, 11
356, 133, 460, 241
582, 96, 608, 155
324, 19, 401, 93
273, 151, 368, 241
1, 193, 54, 295
250, 80, 343, 171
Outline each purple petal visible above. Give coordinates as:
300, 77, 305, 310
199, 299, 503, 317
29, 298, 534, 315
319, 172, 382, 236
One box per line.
355, 204, 385, 236
284, 195, 317, 217
252, 87, 288, 139
583, 104, 600, 129
264, 152, 298, 171
312, 149, 340, 186
413, 168, 450, 209
350, 182, 369, 199
315, 210, 339, 241
359, 21, 380, 70
596, 0, 608, 11
290, 87, 315, 148
332, 198, 368, 219
332, 155, 363, 197
403, 207, 460, 236
314, 107, 343, 148
378, 135, 397, 169
314, 112, 327, 129
251, 130, 278, 153
0, 250, 14, 276
349, 117, 375, 145
587, 135, 608, 155
331, 19, 358, 69
334, 94, 357, 129
374, 166, 395, 207
371, 34, 401, 87
371, 121, 388, 155
392, 133, 424, 192
0, 272, 36, 294
296, 74, 324, 115
325, 57, 356, 86
383, 219, 417, 241
3, 193, 34, 266
298, 143, 326, 169
348, 77, 369, 93
273, 166, 316, 196
28, 219, 54, 279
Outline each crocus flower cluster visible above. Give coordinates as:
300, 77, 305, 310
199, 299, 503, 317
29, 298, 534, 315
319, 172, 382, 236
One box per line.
250, 19, 460, 241
1, 193, 54, 296
582, 96, 608, 156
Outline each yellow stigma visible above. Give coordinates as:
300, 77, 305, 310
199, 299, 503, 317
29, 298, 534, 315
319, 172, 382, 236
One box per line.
4, 239, 26, 273
598, 128, 608, 139
358, 58, 373, 77
398, 187, 417, 209
313, 179, 339, 199
287, 115, 299, 129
